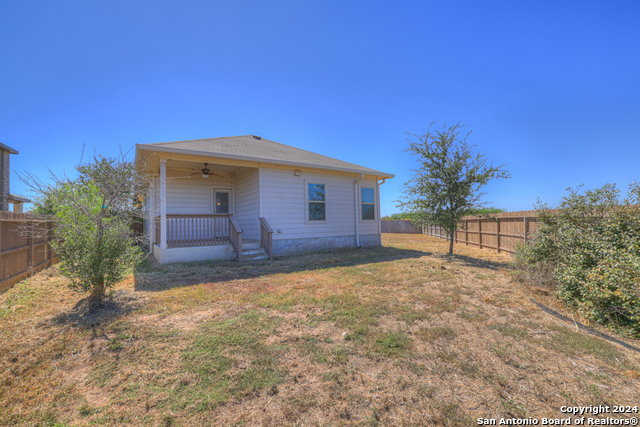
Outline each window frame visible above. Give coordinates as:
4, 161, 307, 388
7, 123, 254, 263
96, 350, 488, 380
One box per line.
359, 185, 376, 222
304, 179, 328, 224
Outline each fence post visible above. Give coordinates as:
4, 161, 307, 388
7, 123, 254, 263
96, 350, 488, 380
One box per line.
524, 217, 529, 244
496, 217, 501, 254
478, 218, 483, 249
47, 221, 53, 267
465, 219, 468, 245
0, 219, 3, 280
27, 220, 34, 277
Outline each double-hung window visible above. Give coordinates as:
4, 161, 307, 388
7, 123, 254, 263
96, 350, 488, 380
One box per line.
361, 187, 375, 220
307, 183, 326, 221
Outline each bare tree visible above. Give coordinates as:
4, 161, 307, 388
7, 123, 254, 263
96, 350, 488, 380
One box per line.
20, 150, 149, 302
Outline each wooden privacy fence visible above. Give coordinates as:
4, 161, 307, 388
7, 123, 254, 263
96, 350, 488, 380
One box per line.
0, 212, 59, 293
381, 220, 423, 234
422, 210, 541, 254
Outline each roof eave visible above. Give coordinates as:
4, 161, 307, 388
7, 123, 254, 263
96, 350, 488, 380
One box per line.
0, 142, 19, 154
136, 144, 395, 179
8, 194, 32, 203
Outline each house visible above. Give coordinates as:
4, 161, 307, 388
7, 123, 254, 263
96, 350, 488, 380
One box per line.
0, 142, 32, 212
135, 135, 394, 264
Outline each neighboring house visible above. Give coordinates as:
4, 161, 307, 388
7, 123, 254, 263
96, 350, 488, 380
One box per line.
0, 142, 32, 212
135, 135, 394, 264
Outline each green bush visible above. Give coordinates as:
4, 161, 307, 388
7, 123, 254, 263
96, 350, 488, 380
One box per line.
27, 154, 146, 302
382, 207, 505, 221
463, 206, 506, 216
381, 212, 417, 220
516, 183, 640, 337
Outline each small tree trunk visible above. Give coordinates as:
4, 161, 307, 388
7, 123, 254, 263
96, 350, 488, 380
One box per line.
90, 220, 106, 302
448, 228, 455, 254
89, 278, 106, 302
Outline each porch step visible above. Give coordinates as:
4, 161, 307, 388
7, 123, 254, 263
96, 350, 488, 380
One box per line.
243, 241, 261, 250
236, 246, 269, 262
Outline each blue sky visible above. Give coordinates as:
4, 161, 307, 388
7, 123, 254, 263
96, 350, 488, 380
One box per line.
2, 0, 638, 216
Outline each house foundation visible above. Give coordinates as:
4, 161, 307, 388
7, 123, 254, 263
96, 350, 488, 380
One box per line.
272, 234, 380, 256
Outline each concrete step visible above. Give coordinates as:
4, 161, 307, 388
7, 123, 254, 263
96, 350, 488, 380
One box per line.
242, 254, 269, 261
242, 248, 266, 256
234, 246, 269, 262
243, 241, 261, 250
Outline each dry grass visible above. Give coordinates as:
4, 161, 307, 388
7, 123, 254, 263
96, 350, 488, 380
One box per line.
1, 234, 639, 426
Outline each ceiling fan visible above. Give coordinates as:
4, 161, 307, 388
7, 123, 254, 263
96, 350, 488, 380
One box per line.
188, 163, 224, 179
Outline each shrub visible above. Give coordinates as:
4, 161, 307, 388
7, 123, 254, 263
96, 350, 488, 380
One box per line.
463, 206, 506, 216
22, 153, 147, 302
516, 183, 640, 336
381, 212, 417, 220
382, 207, 505, 220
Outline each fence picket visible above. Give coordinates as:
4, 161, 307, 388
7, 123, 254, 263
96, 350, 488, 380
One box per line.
416, 211, 540, 255
0, 212, 58, 293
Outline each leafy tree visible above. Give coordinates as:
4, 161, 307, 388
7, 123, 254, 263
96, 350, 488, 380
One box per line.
463, 206, 506, 216
21, 152, 147, 302
516, 183, 640, 336
381, 212, 417, 220
382, 207, 505, 221
30, 194, 57, 215
397, 122, 510, 254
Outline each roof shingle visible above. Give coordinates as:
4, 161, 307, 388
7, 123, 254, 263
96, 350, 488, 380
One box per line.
138, 135, 393, 178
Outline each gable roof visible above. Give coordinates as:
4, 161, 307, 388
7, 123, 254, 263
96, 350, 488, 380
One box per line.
137, 135, 394, 178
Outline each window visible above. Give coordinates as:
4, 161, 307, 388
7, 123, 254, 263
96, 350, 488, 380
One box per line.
307, 183, 326, 221
361, 187, 375, 220
211, 188, 233, 214
215, 191, 229, 214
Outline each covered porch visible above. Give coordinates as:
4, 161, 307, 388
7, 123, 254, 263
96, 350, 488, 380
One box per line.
147, 158, 273, 264
152, 213, 273, 263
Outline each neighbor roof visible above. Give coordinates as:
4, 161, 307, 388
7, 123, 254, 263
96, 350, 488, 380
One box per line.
0, 143, 19, 154
8, 194, 31, 204
137, 135, 394, 178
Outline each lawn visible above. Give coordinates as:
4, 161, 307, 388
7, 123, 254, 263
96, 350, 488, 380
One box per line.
1, 234, 639, 426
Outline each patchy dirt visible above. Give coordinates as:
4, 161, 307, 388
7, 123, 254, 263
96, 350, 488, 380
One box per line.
1, 234, 639, 426
133, 309, 223, 331
47, 290, 146, 327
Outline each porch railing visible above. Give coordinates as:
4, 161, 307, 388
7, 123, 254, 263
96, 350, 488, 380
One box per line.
154, 214, 238, 249
259, 217, 273, 260
229, 216, 242, 262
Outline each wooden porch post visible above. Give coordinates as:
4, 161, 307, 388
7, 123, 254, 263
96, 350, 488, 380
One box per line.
258, 165, 263, 217
159, 160, 168, 250
149, 179, 156, 246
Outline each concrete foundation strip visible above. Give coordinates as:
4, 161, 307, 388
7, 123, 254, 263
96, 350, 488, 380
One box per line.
529, 298, 640, 353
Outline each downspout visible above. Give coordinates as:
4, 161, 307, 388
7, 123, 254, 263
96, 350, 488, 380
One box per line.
377, 178, 386, 246
354, 173, 364, 248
